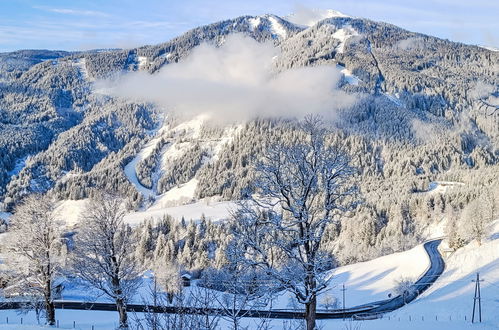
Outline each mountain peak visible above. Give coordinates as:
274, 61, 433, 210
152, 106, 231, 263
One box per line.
285, 8, 350, 27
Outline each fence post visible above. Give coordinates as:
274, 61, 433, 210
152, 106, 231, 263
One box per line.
20, 318, 22, 324
6, 317, 8, 324
73, 320, 76, 328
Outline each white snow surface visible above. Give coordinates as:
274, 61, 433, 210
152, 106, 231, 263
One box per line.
137, 56, 148, 70
248, 16, 261, 30
150, 178, 199, 208
481, 45, 499, 52
0, 310, 494, 330
286, 8, 349, 27
124, 198, 236, 225
325, 244, 429, 307
332, 25, 359, 53
426, 181, 465, 194
337, 64, 360, 85
123, 115, 206, 199
53, 199, 88, 227
267, 243, 430, 310
384, 92, 404, 106
267, 16, 287, 39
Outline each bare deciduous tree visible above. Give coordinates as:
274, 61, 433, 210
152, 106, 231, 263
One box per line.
4, 194, 64, 325
200, 266, 271, 330
232, 115, 358, 330
71, 192, 141, 329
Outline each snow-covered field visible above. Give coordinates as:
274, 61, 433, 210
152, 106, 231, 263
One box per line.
261, 243, 430, 310
2, 227, 499, 329
125, 198, 235, 224
0, 310, 494, 330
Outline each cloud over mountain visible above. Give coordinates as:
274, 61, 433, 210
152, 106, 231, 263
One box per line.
105, 34, 356, 122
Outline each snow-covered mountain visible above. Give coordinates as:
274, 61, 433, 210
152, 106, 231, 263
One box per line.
0, 11, 498, 263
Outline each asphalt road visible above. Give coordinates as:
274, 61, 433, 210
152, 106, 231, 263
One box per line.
366, 239, 445, 314
0, 240, 444, 320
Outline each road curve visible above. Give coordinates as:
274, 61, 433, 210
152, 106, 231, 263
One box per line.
0, 240, 445, 320
365, 239, 444, 314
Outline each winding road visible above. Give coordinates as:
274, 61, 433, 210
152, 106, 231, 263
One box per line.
0, 240, 445, 320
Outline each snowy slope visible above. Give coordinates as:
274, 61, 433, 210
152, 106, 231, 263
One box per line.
49, 195, 235, 226
286, 8, 349, 27
267, 243, 430, 310
387, 220, 499, 328
337, 64, 361, 85
124, 198, 236, 225
53, 199, 88, 227
267, 16, 288, 39
332, 25, 359, 53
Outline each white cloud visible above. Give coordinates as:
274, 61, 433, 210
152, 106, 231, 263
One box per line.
43, 7, 109, 17
103, 34, 357, 123
396, 37, 425, 51
411, 119, 442, 143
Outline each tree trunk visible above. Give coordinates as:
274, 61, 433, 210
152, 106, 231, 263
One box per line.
45, 299, 56, 325
116, 298, 128, 329
45, 279, 55, 325
305, 296, 317, 330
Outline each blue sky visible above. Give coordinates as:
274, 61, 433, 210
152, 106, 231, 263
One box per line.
0, 0, 498, 52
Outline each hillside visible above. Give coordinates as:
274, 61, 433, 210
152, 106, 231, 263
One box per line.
0, 11, 498, 265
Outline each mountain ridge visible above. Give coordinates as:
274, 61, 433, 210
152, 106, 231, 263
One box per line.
0, 11, 498, 262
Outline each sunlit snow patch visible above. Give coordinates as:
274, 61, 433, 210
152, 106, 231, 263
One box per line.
286, 8, 350, 27
137, 56, 148, 70
249, 17, 261, 30
336, 64, 360, 85
268, 16, 288, 39
332, 25, 359, 53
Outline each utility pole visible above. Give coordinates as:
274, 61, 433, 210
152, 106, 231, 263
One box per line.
153, 276, 158, 330
472, 272, 483, 323
342, 283, 346, 320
